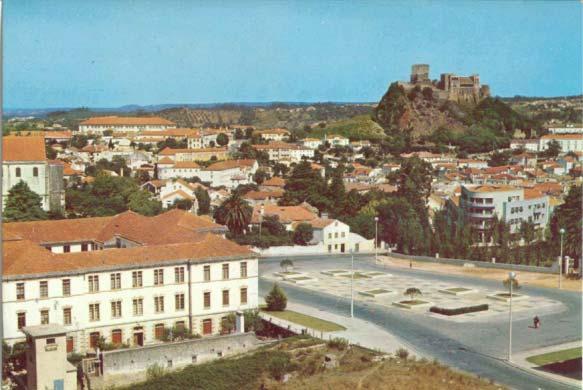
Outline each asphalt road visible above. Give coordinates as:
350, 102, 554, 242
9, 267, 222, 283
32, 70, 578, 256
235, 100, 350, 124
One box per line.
259, 254, 582, 390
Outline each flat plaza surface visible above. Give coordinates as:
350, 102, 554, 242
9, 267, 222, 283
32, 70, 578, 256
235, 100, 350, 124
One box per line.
259, 254, 582, 390
263, 266, 562, 322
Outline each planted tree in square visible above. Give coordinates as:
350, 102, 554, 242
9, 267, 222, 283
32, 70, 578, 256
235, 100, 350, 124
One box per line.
280, 259, 294, 272
265, 283, 287, 311
404, 287, 422, 300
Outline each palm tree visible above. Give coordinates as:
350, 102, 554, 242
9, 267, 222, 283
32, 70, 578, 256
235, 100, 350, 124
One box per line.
214, 192, 252, 235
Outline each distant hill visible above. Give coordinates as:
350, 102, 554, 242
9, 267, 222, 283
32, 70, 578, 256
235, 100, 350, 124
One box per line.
307, 115, 386, 141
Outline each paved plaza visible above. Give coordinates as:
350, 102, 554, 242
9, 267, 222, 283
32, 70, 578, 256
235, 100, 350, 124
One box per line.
264, 266, 564, 322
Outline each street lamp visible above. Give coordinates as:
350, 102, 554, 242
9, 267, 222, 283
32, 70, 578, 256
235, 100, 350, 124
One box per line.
374, 216, 379, 262
507, 271, 516, 362
350, 248, 355, 318
559, 228, 565, 289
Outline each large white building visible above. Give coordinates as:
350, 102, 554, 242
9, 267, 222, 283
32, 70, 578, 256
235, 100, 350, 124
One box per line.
3, 210, 258, 353
539, 134, 583, 153
79, 116, 177, 134
458, 184, 549, 242
157, 159, 258, 188
2, 136, 65, 212
254, 142, 314, 163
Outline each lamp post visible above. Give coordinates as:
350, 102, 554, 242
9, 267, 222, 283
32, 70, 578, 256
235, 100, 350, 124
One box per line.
374, 216, 379, 262
559, 228, 565, 289
507, 271, 516, 362
350, 248, 354, 318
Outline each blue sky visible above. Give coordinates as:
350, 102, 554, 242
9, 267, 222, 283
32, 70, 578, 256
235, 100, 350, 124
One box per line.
3, 0, 582, 108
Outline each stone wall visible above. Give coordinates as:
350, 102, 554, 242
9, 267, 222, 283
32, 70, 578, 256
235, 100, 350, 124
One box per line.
101, 332, 262, 376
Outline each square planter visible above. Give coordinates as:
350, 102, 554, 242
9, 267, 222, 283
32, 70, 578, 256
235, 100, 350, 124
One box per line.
392, 300, 434, 309
287, 276, 318, 284
359, 289, 396, 298
486, 292, 528, 302
438, 287, 476, 296
321, 269, 351, 277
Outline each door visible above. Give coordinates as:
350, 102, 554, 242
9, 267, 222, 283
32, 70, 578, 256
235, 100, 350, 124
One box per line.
111, 329, 122, 345
66, 337, 74, 353
89, 332, 100, 349
340, 244, 345, 253
133, 332, 144, 346
155, 324, 165, 340
53, 379, 64, 390
202, 319, 212, 335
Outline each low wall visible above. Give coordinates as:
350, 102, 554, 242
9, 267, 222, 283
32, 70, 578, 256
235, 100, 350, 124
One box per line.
101, 332, 261, 376
254, 244, 377, 257
387, 252, 556, 274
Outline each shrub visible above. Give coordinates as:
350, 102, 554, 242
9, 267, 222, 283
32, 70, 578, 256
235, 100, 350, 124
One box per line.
327, 337, 349, 351
404, 287, 422, 300
395, 348, 409, 360
268, 353, 291, 381
429, 304, 489, 316
265, 283, 287, 311
146, 363, 165, 380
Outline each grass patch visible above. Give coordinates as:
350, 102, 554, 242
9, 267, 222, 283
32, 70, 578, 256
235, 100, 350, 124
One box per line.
527, 347, 582, 366
309, 115, 386, 141
400, 300, 428, 305
340, 272, 370, 279
446, 287, 472, 293
261, 309, 346, 332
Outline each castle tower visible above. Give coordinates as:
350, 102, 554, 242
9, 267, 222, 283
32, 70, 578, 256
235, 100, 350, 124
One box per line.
411, 64, 430, 84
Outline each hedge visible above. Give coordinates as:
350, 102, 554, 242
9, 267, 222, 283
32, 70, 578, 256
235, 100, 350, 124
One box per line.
429, 304, 489, 316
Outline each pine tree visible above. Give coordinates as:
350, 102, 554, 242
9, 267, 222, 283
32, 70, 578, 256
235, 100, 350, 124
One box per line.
3, 181, 48, 222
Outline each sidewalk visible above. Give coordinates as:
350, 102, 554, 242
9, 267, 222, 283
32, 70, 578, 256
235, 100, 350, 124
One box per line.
511, 340, 582, 388
260, 300, 422, 358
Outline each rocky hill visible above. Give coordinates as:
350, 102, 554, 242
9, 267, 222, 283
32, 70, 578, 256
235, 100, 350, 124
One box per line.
373, 83, 469, 139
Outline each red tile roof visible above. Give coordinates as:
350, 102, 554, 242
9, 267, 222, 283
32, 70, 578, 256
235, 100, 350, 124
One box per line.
2, 136, 46, 161
205, 159, 256, 171
80, 116, 175, 126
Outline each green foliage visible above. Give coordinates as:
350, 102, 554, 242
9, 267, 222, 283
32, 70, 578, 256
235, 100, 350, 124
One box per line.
268, 353, 292, 381
280, 259, 294, 271
261, 215, 286, 236
253, 169, 269, 185
213, 192, 252, 235
430, 304, 489, 316
71, 134, 89, 149
146, 364, 165, 381
194, 188, 211, 215
308, 115, 386, 141
221, 313, 237, 334
552, 186, 582, 264
3, 181, 48, 222
280, 160, 329, 212
422, 87, 433, 101
243, 309, 264, 333
232, 231, 293, 248
46, 144, 58, 159
327, 337, 349, 351
404, 287, 422, 299
216, 133, 229, 147
157, 137, 187, 150
543, 140, 561, 158
374, 82, 409, 134
502, 277, 520, 292
488, 150, 512, 167
128, 190, 163, 216
395, 348, 409, 360
265, 283, 287, 311
293, 223, 314, 245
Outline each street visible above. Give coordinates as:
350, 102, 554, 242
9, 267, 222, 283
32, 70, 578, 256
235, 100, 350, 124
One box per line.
259, 254, 582, 390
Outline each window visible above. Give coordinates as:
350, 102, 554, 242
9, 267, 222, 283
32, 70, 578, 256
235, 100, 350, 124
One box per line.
154, 296, 165, 313
17, 312, 26, 329
111, 301, 122, 318
63, 308, 72, 325
222, 290, 229, 306
132, 271, 143, 287
88, 275, 99, 293
175, 293, 185, 311
39, 281, 48, 298
62, 279, 71, 296
133, 298, 143, 316
155, 324, 165, 340
111, 329, 122, 345
110, 273, 121, 290
175, 267, 185, 283
203, 292, 211, 309
33, 167, 39, 177
46, 338, 55, 345
81, 243, 88, 252
222, 264, 229, 280
341, 232, 345, 238
15, 167, 21, 177
334, 232, 338, 238
204, 265, 211, 281
16, 283, 25, 300
40, 309, 49, 325
63, 245, 70, 253
240, 262, 247, 278
89, 304, 100, 322
240, 287, 248, 304
154, 269, 164, 285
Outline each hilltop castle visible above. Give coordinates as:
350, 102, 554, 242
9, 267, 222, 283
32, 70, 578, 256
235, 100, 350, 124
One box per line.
403, 64, 490, 104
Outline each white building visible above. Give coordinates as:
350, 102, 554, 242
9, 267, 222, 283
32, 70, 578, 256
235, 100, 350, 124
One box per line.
3, 210, 258, 353
309, 218, 374, 253
253, 128, 290, 142
509, 139, 540, 152
458, 184, 549, 242
2, 136, 65, 212
547, 124, 583, 134
79, 116, 177, 134
539, 134, 583, 153
197, 159, 259, 189
326, 134, 350, 147
254, 142, 314, 163
303, 138, 323, 149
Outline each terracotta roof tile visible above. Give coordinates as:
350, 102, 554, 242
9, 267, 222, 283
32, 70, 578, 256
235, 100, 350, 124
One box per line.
2, 136, 46, 161
205, 159, 256, 171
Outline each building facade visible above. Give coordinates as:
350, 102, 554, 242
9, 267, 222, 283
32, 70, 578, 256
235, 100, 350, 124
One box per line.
2, 136, 65, 212
3, 210, 259, 354
79, 116, 177, 133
